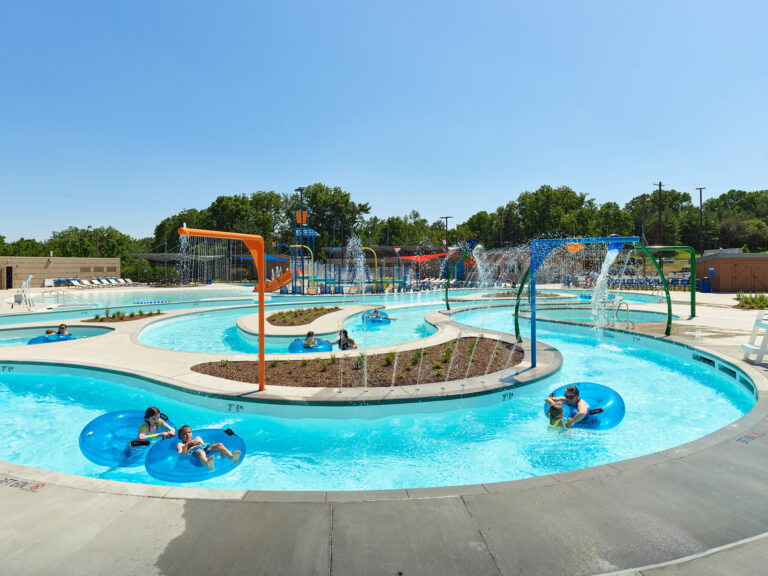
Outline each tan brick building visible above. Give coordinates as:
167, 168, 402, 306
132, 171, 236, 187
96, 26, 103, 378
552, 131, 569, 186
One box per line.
1, 256, 121, 289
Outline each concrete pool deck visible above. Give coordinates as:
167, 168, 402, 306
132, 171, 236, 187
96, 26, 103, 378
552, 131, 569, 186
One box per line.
1, 289, 768, 575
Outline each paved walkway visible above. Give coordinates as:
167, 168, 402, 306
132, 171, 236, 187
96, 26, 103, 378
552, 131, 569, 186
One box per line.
2, 288, 768, 575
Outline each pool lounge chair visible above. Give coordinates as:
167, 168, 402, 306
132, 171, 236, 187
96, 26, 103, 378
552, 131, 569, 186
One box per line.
69, 278, 86, 289
105, 278, 119, 286
79, 279, 97, 288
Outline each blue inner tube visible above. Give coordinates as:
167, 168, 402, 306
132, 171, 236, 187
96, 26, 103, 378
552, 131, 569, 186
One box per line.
544, 382, 625, 430
361, 310, 390, 324
145, 428, 246, 483
28, 333, 75, 345
79, 410, 176, 468
288, 338, 333, 353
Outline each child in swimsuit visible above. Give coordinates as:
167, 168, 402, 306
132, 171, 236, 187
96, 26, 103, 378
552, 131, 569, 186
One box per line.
137, 406, 175, 441
176, 425, 241, 471
547, 404, 567, 428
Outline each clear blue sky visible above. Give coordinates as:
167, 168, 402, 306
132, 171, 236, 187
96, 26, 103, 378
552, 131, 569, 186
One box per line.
1, 1, 766, 241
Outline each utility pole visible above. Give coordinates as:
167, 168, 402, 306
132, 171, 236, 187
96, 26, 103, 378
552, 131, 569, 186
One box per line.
498, 207, 503, 248
440, 216, 453, 247
696, 187, 706, 255
641, 195, 647, 276
655, 182, 664, 245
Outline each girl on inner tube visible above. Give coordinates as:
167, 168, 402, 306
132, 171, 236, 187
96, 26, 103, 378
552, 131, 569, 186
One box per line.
138, 406, 175, 441
544, 385, 588, 428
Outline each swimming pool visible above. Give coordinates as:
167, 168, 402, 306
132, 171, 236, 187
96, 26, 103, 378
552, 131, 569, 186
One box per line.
138, 302, 448, 354
0, 315, 754, 490
0, 325, 113, 347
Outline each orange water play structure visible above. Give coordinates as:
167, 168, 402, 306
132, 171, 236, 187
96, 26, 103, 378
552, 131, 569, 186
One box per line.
178, 226, 292, 391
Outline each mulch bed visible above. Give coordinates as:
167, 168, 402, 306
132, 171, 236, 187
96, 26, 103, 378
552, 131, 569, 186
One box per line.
192, 337, 524, 388
267, 306, 340, 327
83, 312, 165, 323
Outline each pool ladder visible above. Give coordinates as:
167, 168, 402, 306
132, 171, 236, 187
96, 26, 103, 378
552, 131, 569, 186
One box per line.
612, 299, 633, 329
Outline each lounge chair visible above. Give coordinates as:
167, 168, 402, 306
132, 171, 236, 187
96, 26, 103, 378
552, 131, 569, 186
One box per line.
69, 279, 86, 289
305, 286, 318, 295
106, 278, 119, 286
80, 279, 96, 288
347, 286, 360, 295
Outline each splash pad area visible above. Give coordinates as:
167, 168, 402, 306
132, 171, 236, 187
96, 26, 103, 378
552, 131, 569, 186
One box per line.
2, 233, 768, 574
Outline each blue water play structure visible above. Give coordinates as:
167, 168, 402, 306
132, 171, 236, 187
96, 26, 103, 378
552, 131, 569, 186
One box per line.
144, 428, 246, 483
79, 410, 176, 468
544, 382, 626, 429
512, 235, 685, 367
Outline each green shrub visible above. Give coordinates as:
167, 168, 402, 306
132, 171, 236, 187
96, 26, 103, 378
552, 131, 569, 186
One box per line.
129, 312, 135, 318
441, 343, 454, 364
383, 352, 395, 366
220, 359, 229, 367
320, 361, 328, 372
93, 314, 100, 320
301, 359, 308, 366
269, 360, 278, 368
329, 354, 337, 365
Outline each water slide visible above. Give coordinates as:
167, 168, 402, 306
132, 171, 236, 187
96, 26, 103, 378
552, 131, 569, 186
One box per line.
262, 269, 292, 292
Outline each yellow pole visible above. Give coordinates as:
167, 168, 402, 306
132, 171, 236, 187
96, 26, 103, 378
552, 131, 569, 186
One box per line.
178, 227, 267, 391
290, 244, 314, 286
363, 247, 378, 284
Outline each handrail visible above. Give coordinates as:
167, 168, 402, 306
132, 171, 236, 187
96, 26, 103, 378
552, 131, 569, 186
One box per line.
614, 299, 632, 327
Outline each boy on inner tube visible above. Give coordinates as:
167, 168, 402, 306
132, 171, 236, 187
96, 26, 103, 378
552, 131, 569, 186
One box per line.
545, 385, 590, 428
176, 425, 240, 471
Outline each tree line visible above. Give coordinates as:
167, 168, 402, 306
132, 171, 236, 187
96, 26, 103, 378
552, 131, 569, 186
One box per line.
1, 183, 766, 278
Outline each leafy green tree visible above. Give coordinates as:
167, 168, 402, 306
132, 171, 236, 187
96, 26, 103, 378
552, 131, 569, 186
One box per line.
154, 208, 211, 247
516, 185, 589, 240
4, 237, 48, 256
282, 183, 370, 250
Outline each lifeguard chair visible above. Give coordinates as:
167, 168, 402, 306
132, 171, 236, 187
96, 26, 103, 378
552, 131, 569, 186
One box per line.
742, 310, 768, 365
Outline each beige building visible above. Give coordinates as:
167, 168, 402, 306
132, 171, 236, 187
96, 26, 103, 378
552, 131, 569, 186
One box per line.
0, 256, 121, 289
696, 252, 768, 293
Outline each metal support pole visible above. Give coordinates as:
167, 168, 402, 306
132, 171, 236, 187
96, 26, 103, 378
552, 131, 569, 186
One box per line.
697, 187, 706, 255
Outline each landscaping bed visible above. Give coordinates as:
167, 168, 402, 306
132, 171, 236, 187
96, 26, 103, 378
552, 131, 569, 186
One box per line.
192, 336, 523, 388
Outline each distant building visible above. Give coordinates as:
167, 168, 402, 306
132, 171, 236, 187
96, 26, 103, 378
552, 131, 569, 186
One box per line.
696, 252, 768, 293
0, 256, 121, 289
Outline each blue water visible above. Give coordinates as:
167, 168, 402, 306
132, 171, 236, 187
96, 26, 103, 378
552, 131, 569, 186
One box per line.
139, 303, 446, 353
532, 308, 675, 323
0, 325, 113, 347
0, 318, 754, 490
